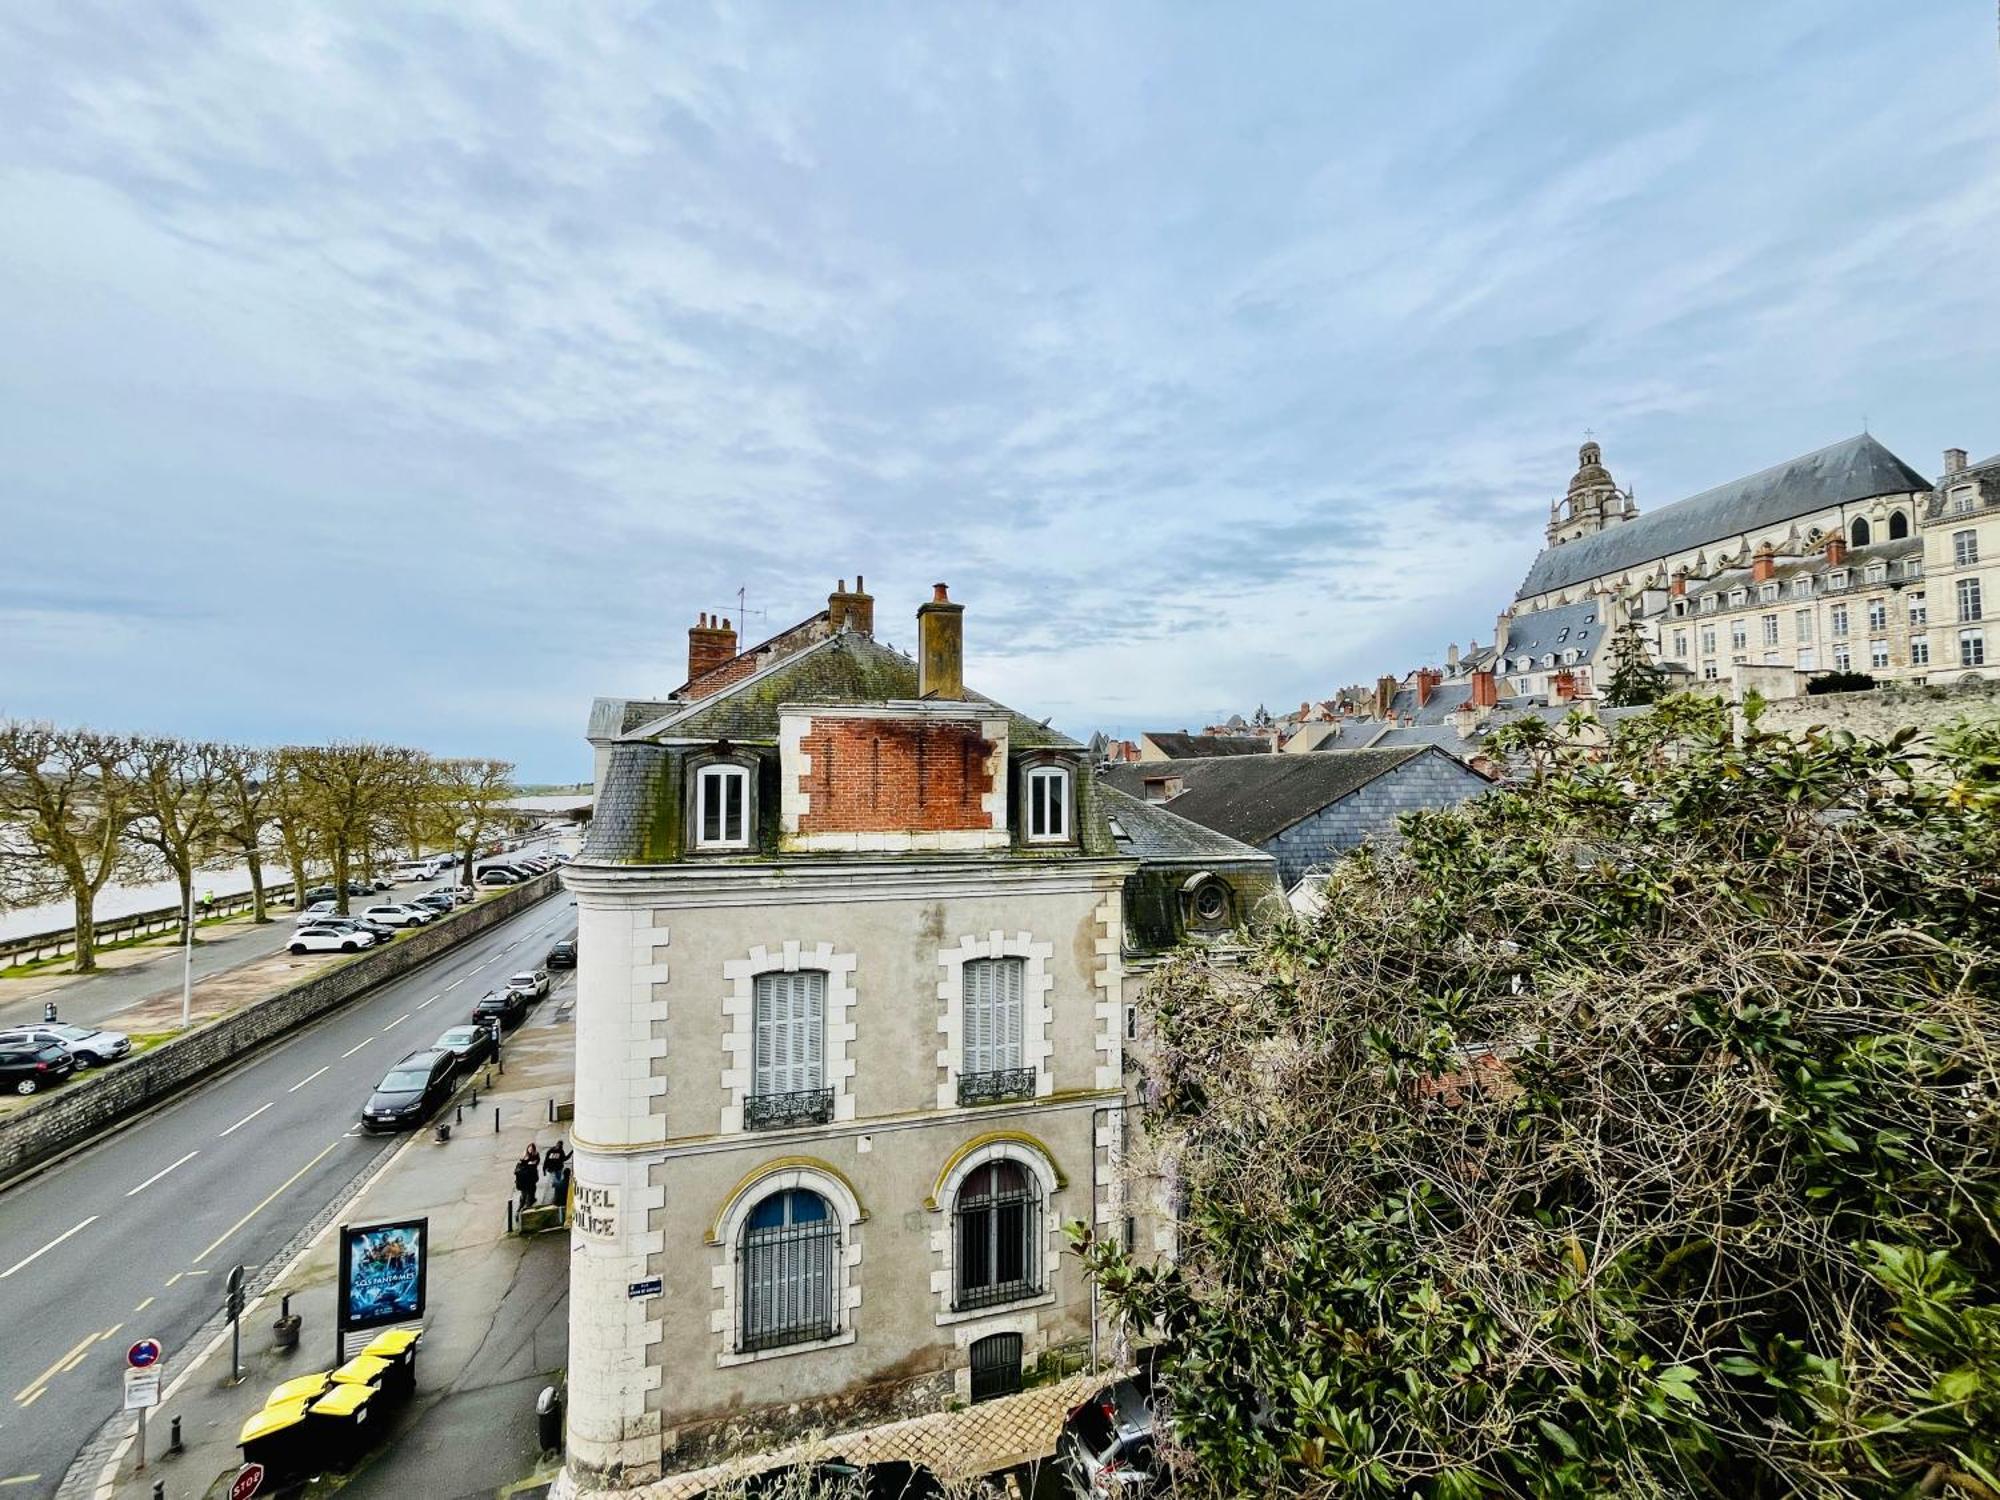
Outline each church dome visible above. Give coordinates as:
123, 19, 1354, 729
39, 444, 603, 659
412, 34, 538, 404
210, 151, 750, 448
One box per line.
1568, 440, 1616, 496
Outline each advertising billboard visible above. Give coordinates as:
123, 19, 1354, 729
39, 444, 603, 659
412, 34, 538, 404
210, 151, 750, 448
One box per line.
337, 1218, 429, 1333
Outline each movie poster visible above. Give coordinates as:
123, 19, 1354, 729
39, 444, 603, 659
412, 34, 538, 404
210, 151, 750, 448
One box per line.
338, 1218, 429, 1332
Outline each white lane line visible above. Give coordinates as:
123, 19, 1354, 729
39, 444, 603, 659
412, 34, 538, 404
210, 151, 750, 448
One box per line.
341, 1037, 374, 1058
125, 1150, 200, 1198
417, 995, 439, 1010
383, 1013, 408, 1031
220, 1102, 273, 1137
0, 1216, 98, 1279
288, 1065, 328, 1093
445, 977, 465, 991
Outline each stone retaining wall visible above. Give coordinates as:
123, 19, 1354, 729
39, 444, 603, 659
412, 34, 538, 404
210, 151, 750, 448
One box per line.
0, 873, 561, 1182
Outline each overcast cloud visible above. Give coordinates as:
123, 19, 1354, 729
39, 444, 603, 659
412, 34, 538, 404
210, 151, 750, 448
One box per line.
1, 2, 1996, 777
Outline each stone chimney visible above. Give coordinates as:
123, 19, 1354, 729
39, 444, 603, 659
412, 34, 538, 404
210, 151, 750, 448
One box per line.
1446, 642, 1460, 671
1416, 667, 1442, 707
687, 612, 737, 681
1825, 534, 1848, 569
827, 575, 875, 636
1471, 669, 1499, 709
1751, 544, 1776, 584
916, 583, 964, 700
1373, 675, 1397, 721
1945, 448, 1968, 476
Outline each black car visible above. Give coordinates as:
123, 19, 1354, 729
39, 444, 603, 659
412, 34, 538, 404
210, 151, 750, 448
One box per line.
413, 893, 455, 915
303, 884, 338, 904
432, 1023, 496, 1069
547, 939, 577, 969
361, 1049, 459, 1132
472, 988, 528, 1028
346, 879, 373, 898
0, 1041, 78, 1096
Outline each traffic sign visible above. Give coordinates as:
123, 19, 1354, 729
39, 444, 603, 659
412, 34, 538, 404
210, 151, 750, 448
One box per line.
123, 1366, 161, 1410
230, 1463, 266, 1500
127, 1338, 163, 1369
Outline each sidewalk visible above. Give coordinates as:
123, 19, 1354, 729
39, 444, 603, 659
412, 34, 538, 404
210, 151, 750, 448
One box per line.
92, 1001, 575, 1500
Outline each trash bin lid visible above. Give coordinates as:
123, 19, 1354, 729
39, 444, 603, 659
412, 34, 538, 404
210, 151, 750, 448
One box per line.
266, 1371, 333, 1406
361, 1328, 422, 1359
240, 1397, 312, 1445
331, 1354, 392, 1387
309, 1382, 375, 1418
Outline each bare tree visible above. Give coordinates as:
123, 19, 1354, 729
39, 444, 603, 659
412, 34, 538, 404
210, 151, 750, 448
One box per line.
436, 758, 517, 885
129, 736, 227, 942
288, 744, 427, 914
266, 748, 321, 910
214, 743, 276, 924
0, 722, 143, 972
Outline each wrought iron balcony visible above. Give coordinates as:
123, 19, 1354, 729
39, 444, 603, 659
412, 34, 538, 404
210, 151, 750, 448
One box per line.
957, 1067, 1036, 1107
744, 1087, 834, 1130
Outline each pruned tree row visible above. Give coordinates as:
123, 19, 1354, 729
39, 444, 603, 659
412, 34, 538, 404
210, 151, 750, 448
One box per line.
0, 719, 519, 972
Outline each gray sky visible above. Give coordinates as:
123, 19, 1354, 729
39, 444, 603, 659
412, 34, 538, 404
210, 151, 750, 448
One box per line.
2, 2, 1995, 779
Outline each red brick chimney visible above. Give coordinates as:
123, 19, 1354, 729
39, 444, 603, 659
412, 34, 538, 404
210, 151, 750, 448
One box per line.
1416, 667, 1442, 707
1825, 535, 1848, 568
1670, 570, 1687, 597
827, 576, 875, 636
1471, 669, 1499, 708
1751, 546, 1776, 584
1552, 668, 1580, 702
687, 612, 737, 680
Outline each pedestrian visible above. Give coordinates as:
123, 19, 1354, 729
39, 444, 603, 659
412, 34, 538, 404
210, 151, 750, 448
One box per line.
525, 1140, 540, 1174
542, 1140, 567, 1209
513, 1150, 538, 1218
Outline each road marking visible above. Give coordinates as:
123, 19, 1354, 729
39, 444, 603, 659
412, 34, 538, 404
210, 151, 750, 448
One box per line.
220, 1101, 274, 1137
288, 1065, 329, 1092
193, 1140, 341, 1263
133, 1296, 154, 1313
16, 1330, 99, 1400
13, 1388, 43, 1408
383, 1013, 408, 1030
126, 1150, 200, 1197
445, 977, 465, 990
0, 1215, 98, 1279
417, 995, 439, 1009
57, 1324, 118, 1376
164, 1272, 183, 1288
1, 1468, 41, 1480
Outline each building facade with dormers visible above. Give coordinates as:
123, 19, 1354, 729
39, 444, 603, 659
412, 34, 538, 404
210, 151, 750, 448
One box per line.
564, 579, 1276, 1488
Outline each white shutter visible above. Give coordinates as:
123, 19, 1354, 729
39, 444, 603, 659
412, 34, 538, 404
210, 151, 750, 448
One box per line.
996, 959, 1025, 1072
965, 961, 993, 1076
800, 971, 825, 1092
754, 975, 779, 1096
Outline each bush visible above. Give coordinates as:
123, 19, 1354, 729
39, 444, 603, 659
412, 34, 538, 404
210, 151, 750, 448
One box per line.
1806, 670, 1879, 695
1077, 701, 2000, 1498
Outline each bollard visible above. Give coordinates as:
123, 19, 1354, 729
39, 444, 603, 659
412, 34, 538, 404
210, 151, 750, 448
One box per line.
170, 1415, 183, 1453
153, 1485, 163, 1500
508, 1199, 516, 1233
44, 1000, 58, 1023
495, 1107, 501, 1134
548, 1098, 554, 1122
455, 1102, 463, 1124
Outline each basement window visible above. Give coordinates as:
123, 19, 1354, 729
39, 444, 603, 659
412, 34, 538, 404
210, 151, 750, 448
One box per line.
1025, 766, 1070, 842
695, 764, 750, 850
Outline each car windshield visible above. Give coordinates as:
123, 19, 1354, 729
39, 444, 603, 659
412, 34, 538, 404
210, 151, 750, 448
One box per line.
380, 1069, 430, 1091
49, 1025, 92, 1041
439, 1028, 475, 1045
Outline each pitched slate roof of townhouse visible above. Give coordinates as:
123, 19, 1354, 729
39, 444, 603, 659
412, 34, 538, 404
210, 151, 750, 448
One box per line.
1386, 679, 1474, 724
1142, 733, 1272, 758
622, 631, 1076, 749
1517, 434, 1932, 601
1500, 596, 1609, 660
1099, 785, 1274, 863
1104, 747, 1479, 847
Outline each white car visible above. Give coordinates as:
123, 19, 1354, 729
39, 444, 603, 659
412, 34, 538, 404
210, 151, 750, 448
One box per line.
361, 904, 433, 928
289, 927, 377, 954
295, 900, 341, 925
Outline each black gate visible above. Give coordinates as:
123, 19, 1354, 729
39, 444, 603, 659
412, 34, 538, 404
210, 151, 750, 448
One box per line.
969, 1332, 1024, 1403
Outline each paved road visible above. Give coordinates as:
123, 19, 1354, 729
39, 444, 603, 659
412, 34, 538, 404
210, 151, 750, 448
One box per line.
1, 838, 569, 1035
0, 885, 577, 1498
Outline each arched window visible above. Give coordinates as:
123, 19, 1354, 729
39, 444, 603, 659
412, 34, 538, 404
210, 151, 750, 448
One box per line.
739, 1189, 838, 1350
1888, 510, 1910, 540
953, 1161, 1043, 1310
1851, 516, 1871, 546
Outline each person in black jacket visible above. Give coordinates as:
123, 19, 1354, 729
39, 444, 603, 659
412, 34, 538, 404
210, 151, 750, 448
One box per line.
513, 1150, 538, 1217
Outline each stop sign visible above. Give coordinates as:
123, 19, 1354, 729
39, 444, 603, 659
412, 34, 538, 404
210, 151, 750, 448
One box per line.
230, 1463, 265, 1500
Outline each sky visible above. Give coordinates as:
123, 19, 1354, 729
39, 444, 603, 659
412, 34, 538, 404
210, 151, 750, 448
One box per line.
1, 3, 1996, 780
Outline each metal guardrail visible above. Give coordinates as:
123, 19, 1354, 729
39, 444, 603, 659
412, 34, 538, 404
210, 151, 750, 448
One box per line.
0, 881, 301, 969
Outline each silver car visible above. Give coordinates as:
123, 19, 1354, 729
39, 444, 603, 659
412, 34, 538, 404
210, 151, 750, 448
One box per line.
0, 1022, 132, 1069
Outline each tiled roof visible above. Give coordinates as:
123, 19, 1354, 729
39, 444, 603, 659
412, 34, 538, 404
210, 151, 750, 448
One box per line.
1100, 786, 1275, 864
1517, 434, 1931, 600
1142, 733, 1272, 759
1105, 747, 1470, 846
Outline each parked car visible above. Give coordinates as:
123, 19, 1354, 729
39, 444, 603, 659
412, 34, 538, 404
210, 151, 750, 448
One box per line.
446, 884, 476, 905
295, 901, 340, 924
360, 1049, 459, 1132
1057, 1378, 1158, 1496
412, 893, 455, 915
0, 1041, 77, 1095
504, 969, 550, 1001
472, 988, 528, 1028
289, 927, 378, 955
476, 869, 520, 887
343, 879, 373, 898
0, 1023, 132, 1068
361, 904, 433, 928
302, 884, 338, 904
432, 1023, 496, 1069
547, 939, 577, 968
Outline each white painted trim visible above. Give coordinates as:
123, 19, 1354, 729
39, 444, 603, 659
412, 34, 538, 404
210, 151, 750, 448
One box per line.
565, 859, 1136, 909
693, 764, 752, 850
720, 941, 859, 1133
708, 1162, 865, 1362
1090, 893, 1123, 1095
935, 931, 1055, 1109
926, 1137, 1065, 1324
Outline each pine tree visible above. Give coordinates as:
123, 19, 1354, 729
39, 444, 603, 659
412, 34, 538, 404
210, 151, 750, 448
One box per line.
1603, 620, 1667, 707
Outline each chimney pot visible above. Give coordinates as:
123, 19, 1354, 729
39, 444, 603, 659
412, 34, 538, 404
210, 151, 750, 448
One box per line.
827, 575, 876, 637
917, 583, 965, 699
932, 583, 950, 603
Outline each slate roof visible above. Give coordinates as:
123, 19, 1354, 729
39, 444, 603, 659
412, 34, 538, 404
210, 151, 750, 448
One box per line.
588, 697, 678, 741
1517, 434, 1931, 600
1105, 747, 1465, 846
1387, 680, 1474, 724
1100, 786, 1275, 864
1367, 724, 1476, 751
1142, 733, 1272, 759
623, 632, 1076, 749
1498, 596, 1609, 662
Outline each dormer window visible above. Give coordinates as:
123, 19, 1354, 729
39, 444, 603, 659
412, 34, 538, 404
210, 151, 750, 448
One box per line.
1829, 570, 1849, 590
694, 763, 751, 850
1024, 765, 1070, 842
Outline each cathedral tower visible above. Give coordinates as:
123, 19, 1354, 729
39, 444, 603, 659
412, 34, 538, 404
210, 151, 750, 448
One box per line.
1545, 439, 1638, 546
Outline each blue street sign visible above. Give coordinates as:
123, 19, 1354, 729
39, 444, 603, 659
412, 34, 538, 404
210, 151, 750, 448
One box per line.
127, 1337, 163, 1369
